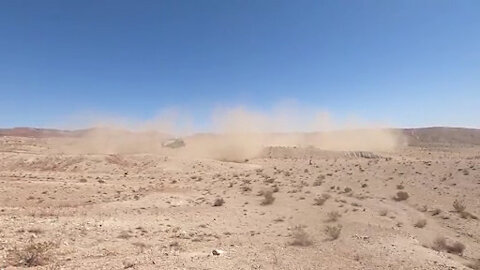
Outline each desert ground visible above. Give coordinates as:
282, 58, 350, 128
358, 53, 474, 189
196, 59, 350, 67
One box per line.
0, 128, 479, 269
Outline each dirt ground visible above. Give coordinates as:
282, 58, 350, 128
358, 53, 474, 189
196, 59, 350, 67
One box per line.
0, 135, 479, 269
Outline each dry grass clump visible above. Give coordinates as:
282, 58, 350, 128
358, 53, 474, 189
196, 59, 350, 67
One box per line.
453, 199, 478, 219
6, 240, 56, 267
432, 236, 465, 255
326, 211, 342, 222
453, 199, 466, 212
290, 226, 313, 246
414, 219, 427, 228
261, 190, 275, 205
324, 225, 342, 241
379, 209, 388, 216
313, 193, 331, 206
393, 191, 409, 201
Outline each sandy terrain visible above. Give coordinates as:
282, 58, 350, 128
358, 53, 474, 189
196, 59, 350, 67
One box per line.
0, 129, 479, 269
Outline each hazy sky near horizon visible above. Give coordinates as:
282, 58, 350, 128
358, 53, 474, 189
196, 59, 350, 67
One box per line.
0, 0, 479, 129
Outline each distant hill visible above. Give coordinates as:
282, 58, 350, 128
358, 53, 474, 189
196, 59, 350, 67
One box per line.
400, 127, 480, 146
0, 127, 87, 138
1, 127, 480, 146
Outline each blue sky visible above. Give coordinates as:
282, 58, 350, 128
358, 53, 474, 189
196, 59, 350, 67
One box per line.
0, 0, 479, 129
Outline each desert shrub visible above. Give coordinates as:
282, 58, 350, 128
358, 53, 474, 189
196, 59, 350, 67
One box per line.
432, 236, 466, 255
432, 236, 447, 251
313, 178, 323, 186
324, 225, 342, 241
379, 209, 388, 216
213, 198, 225, 207
313, 194, 331, 206
453, 199, 466, 212
393, 191, 409, 201
326, 211, 342, 222
414, 219, 427, 228
7, 241, 56, 267
396, 184, 404, 190
447, 241, 466, 255
290, 226, 313, 246
261, 190, 275, 205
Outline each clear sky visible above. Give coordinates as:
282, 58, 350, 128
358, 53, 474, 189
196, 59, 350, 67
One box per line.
0, 0, 479, 129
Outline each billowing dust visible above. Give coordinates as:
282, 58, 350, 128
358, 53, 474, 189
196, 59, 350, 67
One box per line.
53, 106, 404, 160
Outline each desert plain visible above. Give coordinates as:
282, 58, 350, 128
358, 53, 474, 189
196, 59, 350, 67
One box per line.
0, 127, 479, 269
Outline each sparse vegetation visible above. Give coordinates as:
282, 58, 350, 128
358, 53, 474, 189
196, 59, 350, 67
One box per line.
393, 191, 409, 201
7, 240, 56, 267
261, 190, 275, 205
432, 236, 465, 255
414, 219, 427, 228
213, 197, 225, 207
324, 225, 342, 241
452, 199, 478, 219
290, 226, 313, 246
326, 211, 342, 222
313, 193, 331, 206
453, 199, 466, 212
447, 242, 466, 255
1, 126, 479, 269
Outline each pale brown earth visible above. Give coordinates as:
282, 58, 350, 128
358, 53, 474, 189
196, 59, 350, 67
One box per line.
0, 128, 479, 269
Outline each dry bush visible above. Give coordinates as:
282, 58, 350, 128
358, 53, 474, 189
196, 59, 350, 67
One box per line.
432, 236, 447, 251
453, 199, 466, 212
213, 197, 225, 207
379, 209, 388, 216
326, 211, 342, 222
447, 242, 466, 255
432, 236, 465, 255
290, 226, 313, 246
393, 191, 409, 201
7, 240, 56, 267
324, 225, 342, 241
414, 219, 427, 228
313, 193, 331, 206
261, 190, 275, 205
313, 178, 323, 186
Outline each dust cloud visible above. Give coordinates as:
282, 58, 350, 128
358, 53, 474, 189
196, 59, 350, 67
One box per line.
54, 105, 404, 160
